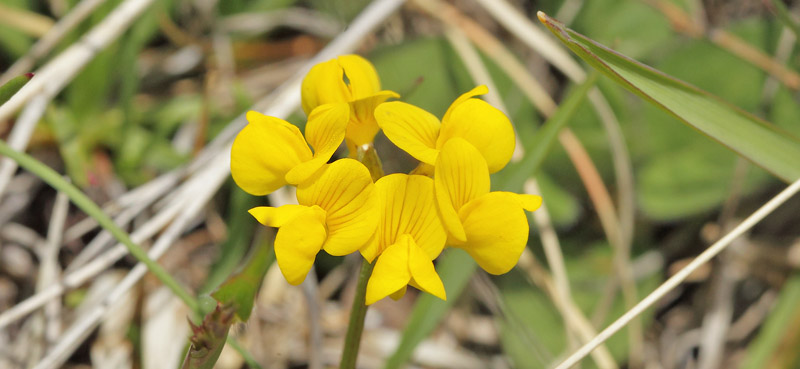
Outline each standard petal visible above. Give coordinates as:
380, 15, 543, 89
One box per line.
375, 174, 446, 260
407, 236, 446, 301
458, 192, 529, 275
438, 98, 516, 173
434, 138, 491, 244
338, 54, 381, 100
273, 205, 328, 285
442, 85, 489, 124
365, 239, 411, 305
346, 90, 400, 147
296, 159, 378, 256
248, 205, 306, 227
231, 111, 313, 196
285, 102, 350, 185
375, 102, 441, 165
301, 59, 352, 115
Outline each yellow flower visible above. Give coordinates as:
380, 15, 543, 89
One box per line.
434, 138, 542, 274
248, 159, 378, 285
301, 54, 399, 152
230, 103, 350, 196
375, 85, 516, 174
363, 174, 447, 305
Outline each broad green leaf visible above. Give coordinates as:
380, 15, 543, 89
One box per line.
538, 12, 800, 183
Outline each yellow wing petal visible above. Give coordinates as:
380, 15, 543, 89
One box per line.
301, 59, 352, 115
346, 90, 400, 147
407, 235, 446, 301
296, 159, 378, 256
438, 98, 515, 173
374, 174, 446, 260
285, 102, 350, 185
231, 111, 312, 196
434, 138, 491, 244
365, 238, 411, 305
248, 205, 306, 227
375, 101, 441, 165
458, 192, 529, 275
274, 205, 328, 285
338, 54, 381, 100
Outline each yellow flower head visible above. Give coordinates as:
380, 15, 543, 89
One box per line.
248, 159, 378, 285
301, 55, 400, 151
231, 103, 350, 196
434, 138, 542, 274
363, 174, 447, 305
375, 85, 516, 174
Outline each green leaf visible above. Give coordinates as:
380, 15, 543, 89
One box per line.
383, 249, 476, 369
211, 234, 275, 321
538, 12, 800, 183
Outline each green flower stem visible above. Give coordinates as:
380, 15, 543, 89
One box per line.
340, 259, 375, 369
0, 139, 200, 314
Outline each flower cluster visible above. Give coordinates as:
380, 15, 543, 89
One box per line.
230, 55, 541, 304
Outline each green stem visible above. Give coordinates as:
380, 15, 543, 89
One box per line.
0, 139, 200, 314
340, 259, 374, 369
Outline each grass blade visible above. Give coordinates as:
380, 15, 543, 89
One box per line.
538, 12, 800, 183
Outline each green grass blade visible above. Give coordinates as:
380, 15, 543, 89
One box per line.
0, 73, 32, 105
538, 12, 800, 183
0, 139, 199, 313
501, 71, 597, 192
770, 0, 800, 43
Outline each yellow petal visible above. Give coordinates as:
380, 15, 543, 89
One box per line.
458, 192, 529, 275
438, 97, 515, 173
285, 102, 350, 184
375, 101, 441, 165
434, 138, 491, 244
442, 85, 488, 124
296, 159, 378, 256
274, 205, 328, 285
301, 59, 351, 115
365, 237, 411, 305
231, 111, 312, 196
248, 205, 307, 227
338, 54, 381, 100
374, 174, 446, 260
346, 90, 400, 147
407, 236, 446, 301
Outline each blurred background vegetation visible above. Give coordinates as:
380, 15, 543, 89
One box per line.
1, 0, 800, 368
